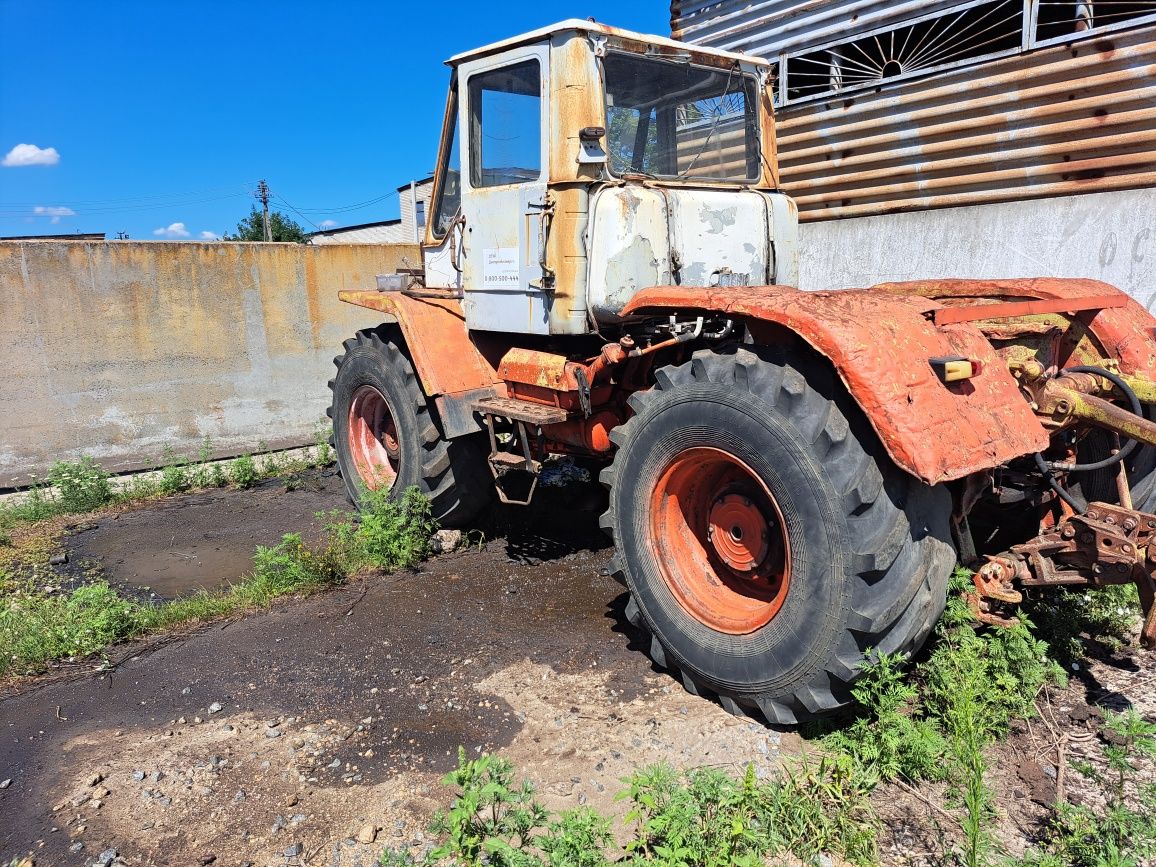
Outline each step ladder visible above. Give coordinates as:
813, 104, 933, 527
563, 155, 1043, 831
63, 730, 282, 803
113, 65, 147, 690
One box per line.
472, 397, 569, 505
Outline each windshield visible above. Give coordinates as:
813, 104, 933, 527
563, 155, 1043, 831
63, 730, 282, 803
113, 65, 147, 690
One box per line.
602, 52, 760, 183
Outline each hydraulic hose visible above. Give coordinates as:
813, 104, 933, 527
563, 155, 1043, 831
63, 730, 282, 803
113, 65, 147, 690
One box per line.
1033, 451, 1086, 515
1043, 365, 1142, 473
1033, 364, 1146, 514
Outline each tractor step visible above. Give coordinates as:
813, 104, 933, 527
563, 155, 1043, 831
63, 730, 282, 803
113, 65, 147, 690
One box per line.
489, 451, 533, 469
473, 396, 568, 426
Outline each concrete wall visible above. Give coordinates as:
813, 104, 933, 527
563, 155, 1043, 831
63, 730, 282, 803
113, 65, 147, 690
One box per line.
799, 187, 1156, 309
0, 240, 417, 488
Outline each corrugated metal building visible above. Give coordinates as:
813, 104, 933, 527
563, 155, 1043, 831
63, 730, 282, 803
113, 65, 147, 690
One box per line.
671, 1, 1156, 303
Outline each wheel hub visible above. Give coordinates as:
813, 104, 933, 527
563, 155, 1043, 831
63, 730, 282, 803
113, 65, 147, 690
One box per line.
708, 494, 770, 572
649, 447, 791, 635
348, 384, 400, 490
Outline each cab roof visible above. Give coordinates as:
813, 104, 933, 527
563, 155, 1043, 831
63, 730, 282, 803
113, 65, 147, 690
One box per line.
446, 19, 769, 67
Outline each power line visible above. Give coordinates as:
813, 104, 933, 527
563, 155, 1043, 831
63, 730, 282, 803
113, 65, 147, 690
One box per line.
268, 188, 323, 232
285, 190, 400, 214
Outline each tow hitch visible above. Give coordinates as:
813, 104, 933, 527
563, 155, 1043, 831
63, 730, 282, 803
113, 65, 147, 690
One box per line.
971, 504, 1156, 647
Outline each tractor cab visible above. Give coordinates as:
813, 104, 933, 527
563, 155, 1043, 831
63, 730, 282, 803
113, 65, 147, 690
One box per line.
420, 19, 799, 336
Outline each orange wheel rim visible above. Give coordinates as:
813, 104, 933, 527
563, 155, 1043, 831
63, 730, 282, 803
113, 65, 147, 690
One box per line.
648, 447, 791, 634
348, 384, 399, 490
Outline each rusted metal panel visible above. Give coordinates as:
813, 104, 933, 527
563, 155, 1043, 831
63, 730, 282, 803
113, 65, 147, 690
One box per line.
586, 186, 796, 319
873, 278, 1156, 378
783, 24, 1156, 219
337, 290, 500, 396
673, 2, 1156, 220
931, 294, 1126, 324
620, 283, 1050, 484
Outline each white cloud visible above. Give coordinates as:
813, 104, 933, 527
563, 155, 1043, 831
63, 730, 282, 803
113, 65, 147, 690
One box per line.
199, 230, 219, 240
33, 205, 75, 225
2, 143, 60, 167
153, 222, 190, 238
319, 219, 338, 229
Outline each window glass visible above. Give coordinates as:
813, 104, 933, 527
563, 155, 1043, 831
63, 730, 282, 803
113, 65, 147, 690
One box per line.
431, 90, 461, 238
415, 199, 426, 232
469, 60, 542, 187
603, 52, 759, 182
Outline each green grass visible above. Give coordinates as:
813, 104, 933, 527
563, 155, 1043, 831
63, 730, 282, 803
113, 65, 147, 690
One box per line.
0, 426, 335, 533
380, 748, 877, 867
0, 480, 430, 679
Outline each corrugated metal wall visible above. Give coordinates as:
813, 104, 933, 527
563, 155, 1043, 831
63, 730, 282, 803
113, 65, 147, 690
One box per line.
672, 0, 968, 57
672, 1, 1156, 221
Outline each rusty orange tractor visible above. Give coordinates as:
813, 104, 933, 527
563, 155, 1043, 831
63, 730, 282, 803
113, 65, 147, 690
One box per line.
328, 20, 1156, 724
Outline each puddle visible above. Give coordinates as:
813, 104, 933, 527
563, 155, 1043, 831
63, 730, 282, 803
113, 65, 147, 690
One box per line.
68, 470, 351, 598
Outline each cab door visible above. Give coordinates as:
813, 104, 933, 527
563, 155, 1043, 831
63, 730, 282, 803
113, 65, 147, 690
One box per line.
457, 47, 552, 334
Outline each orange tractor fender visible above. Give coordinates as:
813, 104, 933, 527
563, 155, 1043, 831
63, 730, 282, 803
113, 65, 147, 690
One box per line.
337, 290, 503, 437
620, 284, 1052, 485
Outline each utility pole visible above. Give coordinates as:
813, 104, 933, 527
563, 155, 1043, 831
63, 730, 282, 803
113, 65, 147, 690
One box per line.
256, 179, 272, 242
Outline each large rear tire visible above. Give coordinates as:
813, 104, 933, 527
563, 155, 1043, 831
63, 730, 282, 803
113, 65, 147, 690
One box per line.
600, 347, 955, 725
328, 328, 491, 528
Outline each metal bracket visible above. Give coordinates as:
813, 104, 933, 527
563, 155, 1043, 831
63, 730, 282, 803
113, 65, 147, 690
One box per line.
574, 367, 592, 418
481, 413, 542, 507
971, 501, 1156, 646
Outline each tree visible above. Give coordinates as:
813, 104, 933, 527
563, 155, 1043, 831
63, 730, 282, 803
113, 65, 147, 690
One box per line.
222, 206, 308, 243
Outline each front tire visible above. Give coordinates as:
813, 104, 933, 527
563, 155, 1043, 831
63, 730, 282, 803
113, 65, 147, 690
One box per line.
328, 328, 490, 528
600, 347, 955, 725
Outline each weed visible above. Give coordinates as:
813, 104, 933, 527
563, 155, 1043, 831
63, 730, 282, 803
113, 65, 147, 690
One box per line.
313, 423, 334, 467
229, 454, 259, 489
47, 457, 113, 513
240, 533, 343, 603
0, 582, 144, 675
189, 437, 215, 489
117, 472, 159, 502
1017, 710, 1156, 866
379, 749, 876, 867
1026, 584, 1139, 662
335, 486, 435, 573
821, 651, 949, 783
158, 446, 192, 496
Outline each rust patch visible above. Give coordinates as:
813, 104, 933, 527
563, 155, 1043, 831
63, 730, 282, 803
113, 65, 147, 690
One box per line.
621, 284, 1050, 485
338, 290, 499, 396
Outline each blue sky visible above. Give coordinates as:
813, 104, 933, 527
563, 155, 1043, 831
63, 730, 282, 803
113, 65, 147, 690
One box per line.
0, 1, 667, 240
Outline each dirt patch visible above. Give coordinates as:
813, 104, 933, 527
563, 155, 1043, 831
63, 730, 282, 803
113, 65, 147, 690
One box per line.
1, 486, 799, 865
66, 471, 350, 599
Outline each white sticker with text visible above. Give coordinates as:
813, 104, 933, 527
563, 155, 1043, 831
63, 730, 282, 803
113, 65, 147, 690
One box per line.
482, 247, 519, 290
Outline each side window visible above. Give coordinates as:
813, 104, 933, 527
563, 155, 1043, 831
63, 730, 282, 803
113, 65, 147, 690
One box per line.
431, 88, 461, 238
468, 60, 541, 188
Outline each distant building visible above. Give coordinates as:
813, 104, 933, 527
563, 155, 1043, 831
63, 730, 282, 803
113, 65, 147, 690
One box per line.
309, 176, 434, 245
672, 1, 1156, 304
308, 218, 406, 245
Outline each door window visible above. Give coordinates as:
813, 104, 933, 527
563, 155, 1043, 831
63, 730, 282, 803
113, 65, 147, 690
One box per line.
468, 60, 542, 188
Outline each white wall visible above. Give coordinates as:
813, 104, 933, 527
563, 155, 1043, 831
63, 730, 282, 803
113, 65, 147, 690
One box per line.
799, 188, 1156, 310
